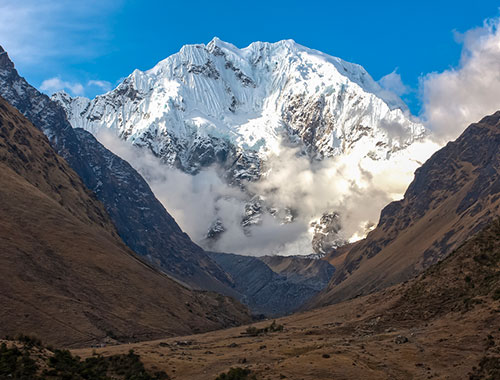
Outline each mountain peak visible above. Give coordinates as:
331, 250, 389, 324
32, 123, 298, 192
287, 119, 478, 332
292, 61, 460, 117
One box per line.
0, 46, 15, 72
207, 36, 225, 47
206, 36, 241, 56
54, 38, 427, 255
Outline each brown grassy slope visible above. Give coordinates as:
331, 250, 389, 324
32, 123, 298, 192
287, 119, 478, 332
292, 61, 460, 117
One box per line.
0, 97, 251, 348
311, 112, 500, 307
73, 218, 500, 380
390, 217, 500, 320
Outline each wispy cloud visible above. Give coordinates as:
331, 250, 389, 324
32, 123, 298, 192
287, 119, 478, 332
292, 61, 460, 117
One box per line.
40, 77, 85, 96
88, 80, 112, 92
421, 16, 500, 142
378, 69, 409, 96
0, 0, 120, 66
39, 77, 113, 97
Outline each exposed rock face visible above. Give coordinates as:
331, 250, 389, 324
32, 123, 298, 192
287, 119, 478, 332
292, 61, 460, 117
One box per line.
0, 47, 96, 187
208, 252, 335, 316
53, 38, 426, 253
0, 96, 251, 347
310, 212, 348, 254
0, 45, 234, 293
310, 112, 500, 307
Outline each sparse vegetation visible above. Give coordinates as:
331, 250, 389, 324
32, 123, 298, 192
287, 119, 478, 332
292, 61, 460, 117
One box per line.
242, 321, 284, 337
0, 342, 38, 379
493, 288, 500, 301
215, 367, 256, 380
469, 356, 500, 380
0, 337, 170, 379
394, 218, 500, 319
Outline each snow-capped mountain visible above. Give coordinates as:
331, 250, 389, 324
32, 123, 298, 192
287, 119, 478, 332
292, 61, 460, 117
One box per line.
54, 38, 424, 169
54, 38, 429, 255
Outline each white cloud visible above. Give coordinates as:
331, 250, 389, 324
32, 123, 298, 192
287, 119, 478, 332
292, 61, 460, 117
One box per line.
88, 80, 112, 92
378, 69, 409, 96
96, 129, 439, 256
39, 77, 114, 96
421, 16, 500, 142
40, 77, 85, 96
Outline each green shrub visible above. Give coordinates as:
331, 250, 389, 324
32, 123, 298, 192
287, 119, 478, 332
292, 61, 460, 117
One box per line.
0, 337, 170, 379
43, 348, 170, 379
243, 321, 284, 336
0, 342, 38, 379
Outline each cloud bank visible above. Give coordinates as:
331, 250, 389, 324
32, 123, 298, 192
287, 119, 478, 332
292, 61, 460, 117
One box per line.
40, 77, 85, 96
97, 129, 439, 256
421, 16, 500, 142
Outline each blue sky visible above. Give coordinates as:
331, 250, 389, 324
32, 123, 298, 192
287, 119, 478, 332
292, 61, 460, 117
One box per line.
1, 0, 499, 115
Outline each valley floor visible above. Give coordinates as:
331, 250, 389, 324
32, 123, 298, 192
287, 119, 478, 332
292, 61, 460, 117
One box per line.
72, 288, 500, 380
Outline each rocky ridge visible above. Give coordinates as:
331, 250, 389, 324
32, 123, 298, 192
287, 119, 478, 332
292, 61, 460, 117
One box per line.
311, 111, 500, 307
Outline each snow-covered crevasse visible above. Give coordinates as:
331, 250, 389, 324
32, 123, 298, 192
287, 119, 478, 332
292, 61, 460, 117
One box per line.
54, 38, 438, 256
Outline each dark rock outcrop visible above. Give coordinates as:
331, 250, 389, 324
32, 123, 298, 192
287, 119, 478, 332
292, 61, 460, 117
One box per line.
73, 129, 235, 292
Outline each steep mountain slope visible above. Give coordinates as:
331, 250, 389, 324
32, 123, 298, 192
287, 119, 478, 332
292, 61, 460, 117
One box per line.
72, 128, 236, 293
74, 218, 500, 379
54, 38, 428, 253
0, 45, 234, 293
390, 217, 500, 321
0, 96, 250, 348
311, 111, 500, 307
208, 252, 331, 316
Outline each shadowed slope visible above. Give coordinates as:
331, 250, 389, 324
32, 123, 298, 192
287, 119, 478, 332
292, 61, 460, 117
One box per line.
0, 97, 250, 348
0, 45, 234, 293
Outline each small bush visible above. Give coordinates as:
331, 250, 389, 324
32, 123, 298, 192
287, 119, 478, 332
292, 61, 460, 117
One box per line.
15, 334, 42, 348
492, 288, 500, 300
215, 367, 256, 380
0, 342, 38, 379
0, 337, 170, 379
243, 321, 284, 337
